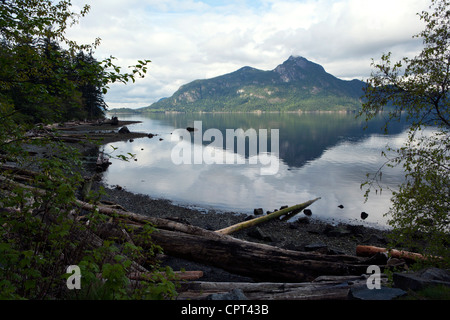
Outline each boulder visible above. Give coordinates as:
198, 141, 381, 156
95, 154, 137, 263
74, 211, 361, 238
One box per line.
303, 209, 312, 216
118, 126, 130, 134
348, 285, 407, 300
110, 116, 119, 125
253, 208, 264, 216
393, 268, 450, 291
323, 224, 351, 237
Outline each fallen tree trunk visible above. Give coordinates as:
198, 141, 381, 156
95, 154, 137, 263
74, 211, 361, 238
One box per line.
356, 245, 431, 263
215, 198, 321, 235
0, 176, 376, 283
55, 198, 375, 283
176, 276, 372, 300
74, 199, 372, 282
137, 226, 369, 283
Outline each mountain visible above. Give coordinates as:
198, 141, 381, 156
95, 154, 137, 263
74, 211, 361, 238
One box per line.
139, 56, 366, 113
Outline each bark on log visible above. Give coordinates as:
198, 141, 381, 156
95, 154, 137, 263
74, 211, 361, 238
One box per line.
356, 245, 429, 262
138, 227, 369, 283
67, 199, 374, 283
216, 198, 321, 235
0, 177, 373, 283
176, 278, 364, 300
128, 271, 204, 281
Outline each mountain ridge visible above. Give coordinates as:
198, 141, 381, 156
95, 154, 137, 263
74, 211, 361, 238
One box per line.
130, 56, 366, 113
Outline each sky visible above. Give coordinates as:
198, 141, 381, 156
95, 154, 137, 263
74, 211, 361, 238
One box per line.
66, 0, 431, 109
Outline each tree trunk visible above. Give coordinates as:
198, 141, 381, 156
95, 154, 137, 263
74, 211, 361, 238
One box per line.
74, 198, 373, 283
176, 276, 370, 300
215, 198, 321, 235
0, 177, 375, 283
136, 226, 370, 283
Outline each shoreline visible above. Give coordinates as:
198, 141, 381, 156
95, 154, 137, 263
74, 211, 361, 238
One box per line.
61, 119, 393, 282
93, 181, 392, 282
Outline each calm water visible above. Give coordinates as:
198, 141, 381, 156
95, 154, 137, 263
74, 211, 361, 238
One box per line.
102, 112, 410, 228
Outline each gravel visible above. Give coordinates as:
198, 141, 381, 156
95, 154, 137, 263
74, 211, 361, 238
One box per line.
65, 120, 394, 282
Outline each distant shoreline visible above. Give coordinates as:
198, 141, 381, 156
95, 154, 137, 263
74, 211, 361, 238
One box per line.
108, 109, 361, 115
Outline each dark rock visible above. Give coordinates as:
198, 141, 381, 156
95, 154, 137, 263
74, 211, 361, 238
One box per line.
303, 209, 312, 216
346, 224, 365, 236
387, 258, 406, 268
361, 212, 369, 220
362, 233, 388, 245
364, 252, 389, 265
280, 205, 288, 210
129, 139, 134, 142
253, 208, 264, 216
393, 268, 450, 291
323, 224, 351, 237
327, 248, 346, 255
148, 133, 155, 138
304, 242, 328, 252
110, 116, 119, 125
159, 138, 164, 141
206, 289, 248, 300
288, 223, 298, 230
247, 227, 273, 242
296, 216, 310, 225
186, 127, 197, 132
118, 126, 130, 134
349, 286, 406, 300
338, 205, 344, 209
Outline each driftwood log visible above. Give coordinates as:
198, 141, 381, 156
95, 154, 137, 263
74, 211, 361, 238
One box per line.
356, 245, 435, 263
176, 275, 384, 300
215, 198, 321, 235
75, 199, 373, 283
1, 174, 380, 284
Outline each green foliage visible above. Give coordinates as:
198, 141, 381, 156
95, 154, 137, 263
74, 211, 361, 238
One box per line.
360, 0, 449, 267
0, 1, 176, 300
0, 0, 150, 123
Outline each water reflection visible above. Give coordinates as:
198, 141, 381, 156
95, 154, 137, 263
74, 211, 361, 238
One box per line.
103, 112, 409, 227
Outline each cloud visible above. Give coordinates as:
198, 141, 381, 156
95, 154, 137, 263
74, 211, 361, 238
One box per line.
67, 0, 430, 108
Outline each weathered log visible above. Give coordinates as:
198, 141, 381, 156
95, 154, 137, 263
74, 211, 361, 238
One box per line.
0, 177, 372, 283
356, 245, 429, 262
215, 198, 321, 235
68, 199, 374, 283
136, 226, 369, 283
128, 270, 204, 281
176, 278, 364, 300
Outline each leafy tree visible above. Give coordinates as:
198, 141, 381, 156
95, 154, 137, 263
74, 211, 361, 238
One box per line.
360, 0, 449, 266
0, 1, 176, 300
0, 0, 150, 122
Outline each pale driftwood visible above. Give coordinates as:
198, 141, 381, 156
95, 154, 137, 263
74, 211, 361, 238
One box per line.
128, 271, 204, 282
215, 198, 321, 235
0, 177, 371, 283
176, 278, 364, 300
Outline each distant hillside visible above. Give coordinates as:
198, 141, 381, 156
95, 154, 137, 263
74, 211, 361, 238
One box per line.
138, 56, 366, 113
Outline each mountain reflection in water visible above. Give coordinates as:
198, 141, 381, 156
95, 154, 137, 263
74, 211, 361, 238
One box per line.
103, 112, 410, 227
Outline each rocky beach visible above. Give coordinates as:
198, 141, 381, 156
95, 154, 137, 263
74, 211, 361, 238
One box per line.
64, 119, 392, 282
24, 118, 447, 300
